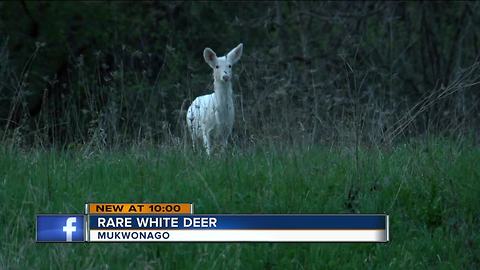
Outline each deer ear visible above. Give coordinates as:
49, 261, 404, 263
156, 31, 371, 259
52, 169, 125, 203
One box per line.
203, 48, 217, 68
227, 43, 243, 64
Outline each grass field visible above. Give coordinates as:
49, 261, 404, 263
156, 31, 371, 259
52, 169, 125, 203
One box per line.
0, 138, 479, 269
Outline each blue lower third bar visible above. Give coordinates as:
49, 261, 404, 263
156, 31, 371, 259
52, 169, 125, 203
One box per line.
89, 214, 387, 230
37, 215, 85, 242
88, 214, 389, 242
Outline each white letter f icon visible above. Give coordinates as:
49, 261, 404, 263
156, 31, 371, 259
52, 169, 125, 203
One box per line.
63, 217, 77, 242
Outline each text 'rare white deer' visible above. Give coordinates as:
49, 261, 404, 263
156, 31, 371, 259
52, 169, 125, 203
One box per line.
187, 43, 243, 155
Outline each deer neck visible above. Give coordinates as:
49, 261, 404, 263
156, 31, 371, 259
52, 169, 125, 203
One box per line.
213, 80, 233, 109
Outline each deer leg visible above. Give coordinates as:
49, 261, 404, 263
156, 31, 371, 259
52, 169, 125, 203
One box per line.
202, 130, 212, 156
191, 134, 196, 152
220, 137, 228, 153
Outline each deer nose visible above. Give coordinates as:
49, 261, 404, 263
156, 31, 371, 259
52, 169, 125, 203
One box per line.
222, 75, 230, 81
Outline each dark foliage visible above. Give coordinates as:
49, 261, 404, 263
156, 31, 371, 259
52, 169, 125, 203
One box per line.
0, 1, 479, 148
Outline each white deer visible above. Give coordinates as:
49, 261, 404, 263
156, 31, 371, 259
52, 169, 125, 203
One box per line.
186, 43, 243, 155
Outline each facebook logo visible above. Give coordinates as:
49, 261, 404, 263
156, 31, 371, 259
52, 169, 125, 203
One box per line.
36, 215, 85, 242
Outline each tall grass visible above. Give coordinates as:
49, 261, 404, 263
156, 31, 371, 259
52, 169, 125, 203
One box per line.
0, 138, 478, 268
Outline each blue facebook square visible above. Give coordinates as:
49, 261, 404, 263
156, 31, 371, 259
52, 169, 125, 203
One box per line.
36, 215, 85, 242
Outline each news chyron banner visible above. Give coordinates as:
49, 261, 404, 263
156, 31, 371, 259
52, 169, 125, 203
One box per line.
37, 203, 389, 243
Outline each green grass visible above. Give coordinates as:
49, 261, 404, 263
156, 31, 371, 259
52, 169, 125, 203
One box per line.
0, 138, 479, 269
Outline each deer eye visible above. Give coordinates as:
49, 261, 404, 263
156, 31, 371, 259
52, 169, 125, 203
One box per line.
215, 65, 219, 69
228, 65, 232, 68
